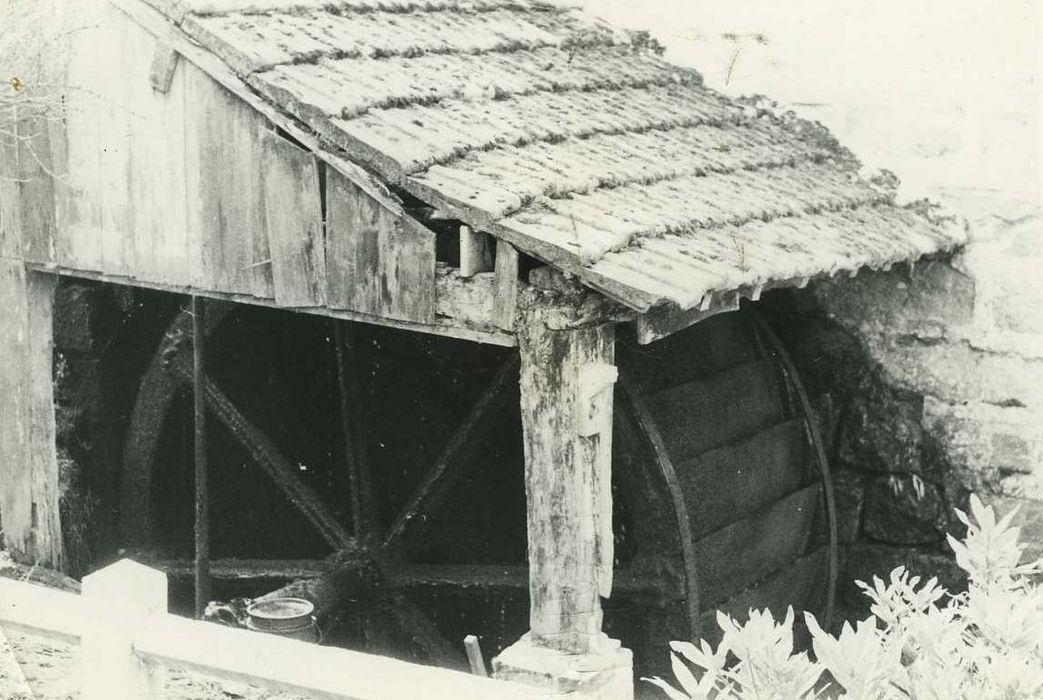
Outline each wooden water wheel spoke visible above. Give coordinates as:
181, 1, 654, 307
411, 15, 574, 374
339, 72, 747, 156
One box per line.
383, 591, 469, 669
201, 383, 356, 551
381, 355, 520, 551
164, 357, 355, 551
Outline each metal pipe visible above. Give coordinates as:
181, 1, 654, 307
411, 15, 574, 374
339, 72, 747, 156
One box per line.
192, 296, 210, 618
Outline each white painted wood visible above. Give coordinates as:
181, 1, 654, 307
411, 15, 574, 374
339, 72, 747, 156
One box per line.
81, 559, 168, 700
0, 578, 85, 643
0, 565, 545, 699
136, 612, 543, 700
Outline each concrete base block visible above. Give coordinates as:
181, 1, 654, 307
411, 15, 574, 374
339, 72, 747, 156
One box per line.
493, 634, 633, 699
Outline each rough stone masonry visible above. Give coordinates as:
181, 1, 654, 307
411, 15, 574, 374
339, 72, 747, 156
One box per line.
771, 202, 1043, 615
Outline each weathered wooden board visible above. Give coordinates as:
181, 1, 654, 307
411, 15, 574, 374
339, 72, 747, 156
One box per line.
60, 5, 129, 274
635, 292, 740, 345
149, 44, 180, 94
693, 483, 820, 607
184, 65, 274, 298
325, 168, 436, 323
0, 262, 63, 569
678, 418, 809, 539
13, 115, 57, 265
122, 11, 191, 285
492, 238, 519, 330
0, 106, 22, 259
48, 6, 500, 338
98, 32, 134, 277
517, 290, 616, 654
645, 358, 787, 460
459, 226, 493, 278
620, 311, 760, 393
260, 129, 326, 307
0, 262, 31, 556
0, 109, 59, 265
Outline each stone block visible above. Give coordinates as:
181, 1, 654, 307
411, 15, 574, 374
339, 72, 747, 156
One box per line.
957, 212, 1043, 335
865, 334, 1043, 409
815, 261, 975, 338
923, 397, 1043, 499
863, 475, 945, 545
838, 376, 923, 473
494, 634, 633, 700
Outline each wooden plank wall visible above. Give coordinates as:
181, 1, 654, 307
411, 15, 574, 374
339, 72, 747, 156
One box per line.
0, 261, 64, 569
1, 110, 58, 265
56, 8, 439, 325
326, 169, 435, 323
261, 130, 326, 308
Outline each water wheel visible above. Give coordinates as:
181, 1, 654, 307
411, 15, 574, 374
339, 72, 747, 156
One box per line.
114, 297, 836, 682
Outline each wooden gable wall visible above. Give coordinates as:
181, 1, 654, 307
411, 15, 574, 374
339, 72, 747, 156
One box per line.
46, 6, 437, 325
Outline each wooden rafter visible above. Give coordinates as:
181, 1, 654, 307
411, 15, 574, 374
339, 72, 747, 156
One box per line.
33, 266, 517, 347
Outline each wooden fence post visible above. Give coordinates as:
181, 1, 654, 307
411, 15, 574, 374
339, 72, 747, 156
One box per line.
81, 559, 168, 699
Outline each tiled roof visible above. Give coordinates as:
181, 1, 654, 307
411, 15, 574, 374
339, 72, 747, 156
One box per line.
149, 0, 965, 311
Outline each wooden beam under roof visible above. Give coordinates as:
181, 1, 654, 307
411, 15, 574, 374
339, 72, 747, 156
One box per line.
29, 264, 517, 346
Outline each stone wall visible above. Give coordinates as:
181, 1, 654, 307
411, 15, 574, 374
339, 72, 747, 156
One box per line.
763, 203, 1043, 620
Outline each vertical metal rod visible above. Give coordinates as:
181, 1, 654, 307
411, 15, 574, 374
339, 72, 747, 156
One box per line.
192, 296, 210, 618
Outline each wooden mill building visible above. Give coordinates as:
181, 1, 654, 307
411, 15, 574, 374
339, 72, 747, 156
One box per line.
0, 0, 964, 696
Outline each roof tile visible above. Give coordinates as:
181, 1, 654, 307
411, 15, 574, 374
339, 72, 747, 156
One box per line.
153, 0, 965, 311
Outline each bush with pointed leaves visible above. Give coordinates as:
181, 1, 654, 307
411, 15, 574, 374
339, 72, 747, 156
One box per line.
646, 495, 1043, 699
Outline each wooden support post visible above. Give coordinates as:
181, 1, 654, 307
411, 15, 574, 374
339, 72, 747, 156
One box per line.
192, 295, 210, 618
493, 285, 632, 699
0, 262, 63, 570
81, 559, 168, 699
516, 294, 614, 652
464, 635, 488, 677
459, 226, 493, 278
492, 239, 519, 331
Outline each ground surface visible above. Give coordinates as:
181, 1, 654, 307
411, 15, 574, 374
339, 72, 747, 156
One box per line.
0, 626, 313, 700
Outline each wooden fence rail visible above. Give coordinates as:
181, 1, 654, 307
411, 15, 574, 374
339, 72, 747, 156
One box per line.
0, 559, 542, 699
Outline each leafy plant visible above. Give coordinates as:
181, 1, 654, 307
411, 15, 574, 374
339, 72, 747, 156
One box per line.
646, 495, 1043, 699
